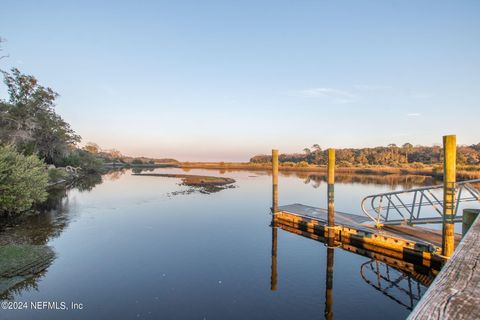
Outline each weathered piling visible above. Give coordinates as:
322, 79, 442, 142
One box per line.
462, 209, 480, 237
327, 149, 336, 239
272, 149, 279, 213
442, 135, 456, 257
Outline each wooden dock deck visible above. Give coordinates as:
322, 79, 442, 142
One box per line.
408, 213, 480, 319
275, 203, 447, 271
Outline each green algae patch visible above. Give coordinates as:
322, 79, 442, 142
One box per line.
0, 245, 55, 296
132, 173, 236, 193
1, 245, 54, 276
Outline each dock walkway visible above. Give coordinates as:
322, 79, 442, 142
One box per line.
279, 204, 371, 227
408, 214, 480, 319
275, 203, 446, 271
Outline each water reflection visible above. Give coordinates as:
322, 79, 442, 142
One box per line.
0, 173, 104, 299
1, 168, 442, 319
360, 260, 429, 310
0, 270, 47, 300
270, 218, 278, 291
293, 173, 438, 190
131, 167, 155, 174
325, 239, 335, 320
270, 220, 436, 317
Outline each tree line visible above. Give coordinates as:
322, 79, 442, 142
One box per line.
0, 65, 174, 216
250, 143, 480, 167
0, 66, 108, 215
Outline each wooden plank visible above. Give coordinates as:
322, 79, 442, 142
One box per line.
408, 214, 480, 319
383, 216, 463, 225
278, 203, 371, 226
384, 225, 462, 248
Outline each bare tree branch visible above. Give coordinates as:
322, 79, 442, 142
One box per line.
0, 37, 9, 60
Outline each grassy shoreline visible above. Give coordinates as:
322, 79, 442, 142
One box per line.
177, 162, 480, 180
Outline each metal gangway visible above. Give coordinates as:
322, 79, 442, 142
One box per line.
361, 179, 480, 227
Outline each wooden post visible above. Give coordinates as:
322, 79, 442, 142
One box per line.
462, 209, 480, 237
325, 149, 336, 318
327, 148, 335, 239
272, 149, 279, 213
442, 135, 456, 257
271, 149, 279, 290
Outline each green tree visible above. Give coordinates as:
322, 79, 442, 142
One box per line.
311, 144, 323, 164
131, 159, 144, 165
402, 143, 413, 163
0, 145, 48, 215
0, 68, 81, 164
62, 149, 103, 174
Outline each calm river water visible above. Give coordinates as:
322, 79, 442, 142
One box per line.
1, 168, 443, 319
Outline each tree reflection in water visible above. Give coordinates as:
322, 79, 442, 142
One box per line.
0, 172, 108, 299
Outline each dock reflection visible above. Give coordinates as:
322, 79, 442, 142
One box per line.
360, 260, 429, 310
269, 219, 435, 317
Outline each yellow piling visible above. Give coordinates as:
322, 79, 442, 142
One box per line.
442, 135, 456, 257
327, 149, 335, 239
272, 149, 279, 213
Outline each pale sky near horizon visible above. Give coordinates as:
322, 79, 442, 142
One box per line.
1, 1, 479, 161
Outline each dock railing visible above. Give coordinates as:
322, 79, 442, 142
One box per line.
361, 179, 480, 227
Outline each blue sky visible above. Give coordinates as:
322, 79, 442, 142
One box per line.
1, 1, 479, 161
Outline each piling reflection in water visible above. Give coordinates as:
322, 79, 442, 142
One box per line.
271, 219, 435, 319
325, 241, 335, 320
270, 220, 435, 316
270, 218, 278, 291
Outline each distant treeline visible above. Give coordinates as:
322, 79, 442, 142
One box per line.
250, 143, 480, 167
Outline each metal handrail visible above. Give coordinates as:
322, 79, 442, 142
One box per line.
361, 179, 480, 227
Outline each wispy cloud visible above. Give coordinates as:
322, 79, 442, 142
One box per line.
352, 84, 390, 91
407, 113, 421, 117
300, 87, 357, 104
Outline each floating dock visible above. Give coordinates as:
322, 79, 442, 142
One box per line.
269, 135, 480, 318
274, 204, 447, 271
